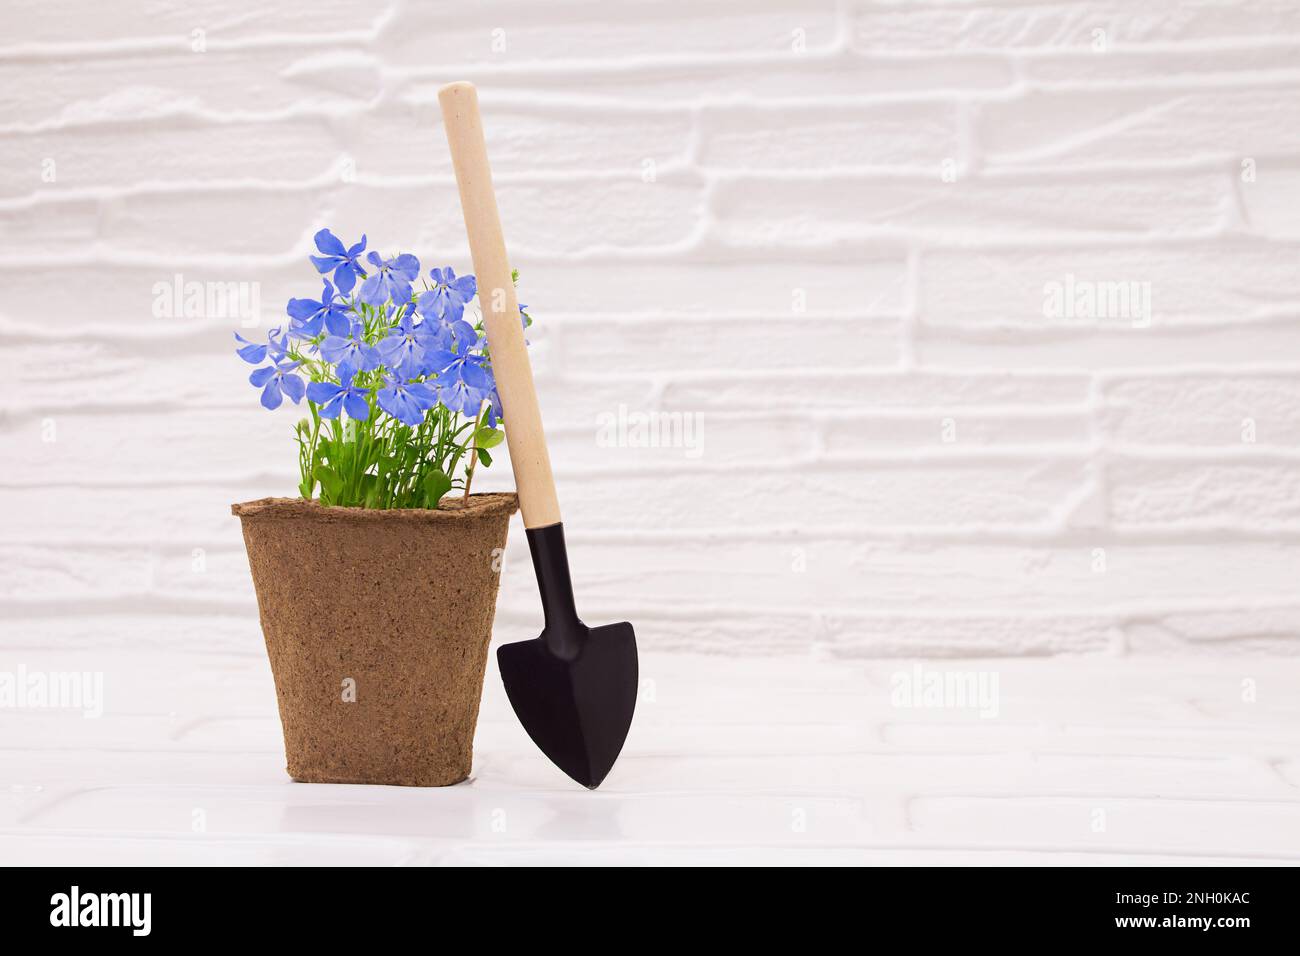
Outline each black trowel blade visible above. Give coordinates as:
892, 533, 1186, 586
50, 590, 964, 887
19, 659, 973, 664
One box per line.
497, 621, 638, 789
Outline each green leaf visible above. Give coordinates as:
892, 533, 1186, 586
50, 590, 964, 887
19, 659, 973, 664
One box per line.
313, 465, 342, 501
476, 448, 493, 468
421, 470, 452, 509
474, 426, 504, 449
361, 474, 381, 509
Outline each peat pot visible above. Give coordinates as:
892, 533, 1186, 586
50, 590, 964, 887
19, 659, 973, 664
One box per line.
232, 493, 518, 786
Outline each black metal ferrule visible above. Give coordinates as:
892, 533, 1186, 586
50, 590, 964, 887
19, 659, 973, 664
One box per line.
526, 522, 587, 659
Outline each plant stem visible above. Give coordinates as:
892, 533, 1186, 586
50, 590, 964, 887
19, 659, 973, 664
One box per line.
461, 401, 488, 506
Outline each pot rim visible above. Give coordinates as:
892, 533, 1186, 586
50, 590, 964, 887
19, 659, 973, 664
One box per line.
232, 492, 519, 522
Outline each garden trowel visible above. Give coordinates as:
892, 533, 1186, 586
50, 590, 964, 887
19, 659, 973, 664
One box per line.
439, 81, 637, 789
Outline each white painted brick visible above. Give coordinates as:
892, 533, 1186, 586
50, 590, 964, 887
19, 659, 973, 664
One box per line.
350, 102, 695, 179
0, 545, 153, 600
85, 175, 704, 258
851, 0, 1300, 52
4, 344, 258, 414
0, 409, 292, 486
95, 188, 320, 257
0, 483, 259, 547
524, 256, 910, 317
1143, 606, 1300, 648
835, 542, 1300, 612
699, 102, 960, 171
1109, 459, 1300, 529
979, 87, 1300, 167
548, 415, 818, 468
0, 264, 299, 329
918, 320, 1300, 369
507, 539, 1300, 617
555, 459, 1088, 532
554, 315, 901, 373
1239, 162, 1300, 240
819, 612, 1116, 657
473, 54, 1015, 105
822, 409, 1091, 449
377, 1, 839, 69
918, 243, 1300, 328
0, 50, 382, 127
0, 195, 100, 258
712, 171, 1230, 243
1, 0, 390, 48
662, 371, 1093, 412
0, 117, 340, 199
1102, 374, 1300, 446
1020, 43, 1300, 85
330, 178, 704, 256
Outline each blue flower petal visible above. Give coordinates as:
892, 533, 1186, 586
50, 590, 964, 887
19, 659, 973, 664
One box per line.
314, 228, 346, 258
317, 391, 345, 419
306, 381, 342, 405
343, 390, 371, 421
260, 379, 283, 410
393, 253, 420, 280
323, 308, 351, 337
234, 333, 268, 364
357, 273, 386, 306
286, 297, 320, 321
422, 348, 457, 375
334, 262, 359, 293
377, 385, 424, 426
460, 361, 490, 389
280, 373, 306, 404
319, 335, 351, 365
452, 274, 477, 299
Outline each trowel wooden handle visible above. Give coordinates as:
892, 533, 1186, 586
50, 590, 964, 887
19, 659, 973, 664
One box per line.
439, 81, 561, 530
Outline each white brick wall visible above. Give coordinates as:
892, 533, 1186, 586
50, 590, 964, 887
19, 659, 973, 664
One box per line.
2, 0, 1299, 657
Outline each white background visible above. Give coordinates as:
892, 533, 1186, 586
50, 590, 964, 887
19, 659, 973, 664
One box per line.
2, 1, 1299, 864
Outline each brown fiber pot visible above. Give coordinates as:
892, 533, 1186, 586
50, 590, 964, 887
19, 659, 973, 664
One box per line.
232, 493, 518, 786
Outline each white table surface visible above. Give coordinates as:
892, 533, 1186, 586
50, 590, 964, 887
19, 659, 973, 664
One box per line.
2, 647, 1298, 866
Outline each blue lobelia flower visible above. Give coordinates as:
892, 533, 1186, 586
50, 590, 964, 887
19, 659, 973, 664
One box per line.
417, 267, 477, 323
309, 229, 367, 294
358, 252, 420, 307
234, 327, 289, 365
423, 332, 489, 388
437, 372, 488, 418
249, 359, 305, 410
374, 309, 430, 380
287, 280, 352, 339
415, 309, 477, 353
306, 370, 371, 421
320, 319, 380, 381
376, 375, 436, 427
